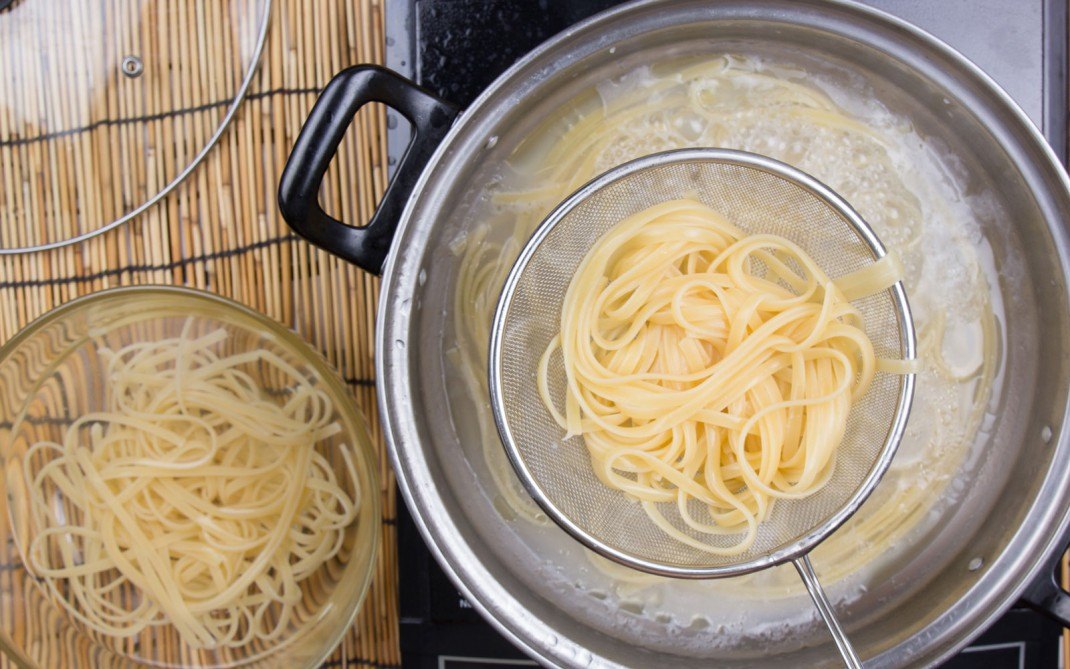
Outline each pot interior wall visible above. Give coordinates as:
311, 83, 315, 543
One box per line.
389, 2, 1070, 666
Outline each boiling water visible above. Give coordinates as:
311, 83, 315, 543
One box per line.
442, 54, 1004, 656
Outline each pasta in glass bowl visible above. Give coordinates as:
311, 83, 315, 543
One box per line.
0, 286, 380, 668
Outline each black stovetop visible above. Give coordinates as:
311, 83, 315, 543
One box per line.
385, 1, 1068, 667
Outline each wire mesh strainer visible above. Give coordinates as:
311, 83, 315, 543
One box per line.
489, 149, 915, 668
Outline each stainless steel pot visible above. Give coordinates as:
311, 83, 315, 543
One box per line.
278, 1, 1070, 666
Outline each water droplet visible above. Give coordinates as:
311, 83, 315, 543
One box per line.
386, 115, 398, 130
395, 339, 406, 349
609, 47, 617, 54
385, 36, 396, 47
485, 135, 499, 150
1042, 425, 1053, 443
968, 557, 983, 571
418, 269, 427, 286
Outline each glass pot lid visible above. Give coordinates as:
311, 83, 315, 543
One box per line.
0, 0, 271, 253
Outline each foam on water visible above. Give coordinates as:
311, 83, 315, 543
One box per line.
442, 53, 1003, 656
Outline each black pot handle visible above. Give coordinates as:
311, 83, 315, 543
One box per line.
278, 65, 460, 275
1021, 537, 1070, 625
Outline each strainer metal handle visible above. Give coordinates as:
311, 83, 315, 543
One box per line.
795, 556, 863, 668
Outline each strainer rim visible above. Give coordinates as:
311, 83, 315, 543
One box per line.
489, 148, 916, 578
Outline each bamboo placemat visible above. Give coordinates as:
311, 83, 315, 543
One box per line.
0, 1, 400, 667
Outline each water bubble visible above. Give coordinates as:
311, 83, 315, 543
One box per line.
967, 557, 983, 572
1042, 425, 1053, 443
386, 115, 398, 130
485, 135, 499, 150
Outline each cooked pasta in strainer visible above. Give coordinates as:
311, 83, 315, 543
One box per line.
538, 199, 901, 555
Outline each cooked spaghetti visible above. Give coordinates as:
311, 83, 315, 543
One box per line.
23, 322, 361, 649
537, 199, 891, 555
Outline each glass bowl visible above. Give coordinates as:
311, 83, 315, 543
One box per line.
0, 286, 380, 668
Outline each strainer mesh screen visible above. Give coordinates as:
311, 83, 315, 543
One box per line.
496, 158, 907, 571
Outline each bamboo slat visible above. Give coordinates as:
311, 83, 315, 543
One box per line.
0, 1, 399, 667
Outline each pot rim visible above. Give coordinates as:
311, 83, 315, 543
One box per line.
377, 0, 1070, 666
